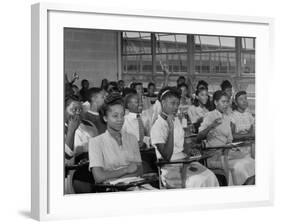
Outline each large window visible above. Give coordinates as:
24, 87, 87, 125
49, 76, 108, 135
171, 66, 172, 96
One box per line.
194, 35, 236, 74
121, 32, 255, 92
122, 32, 152, 74
155, 34, 188, 74
241, 37, 255, 74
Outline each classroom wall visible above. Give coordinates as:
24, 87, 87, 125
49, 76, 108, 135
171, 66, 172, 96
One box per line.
64, 28, 118, 88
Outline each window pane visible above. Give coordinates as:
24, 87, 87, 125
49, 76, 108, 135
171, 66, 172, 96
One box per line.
122, 55, 140, 73
199, 35, 220, 51
141, 55, 152, 73
156, 34, 187, 53
242, 52, 255, 73
242, 37, 255, 50
122, 32, 151, 55
156, 54, 187, 73
220, 37, 235, 50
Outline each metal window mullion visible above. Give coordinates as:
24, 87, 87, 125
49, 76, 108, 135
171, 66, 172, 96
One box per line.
236, 37, 242, 77
151, 33, 156, 77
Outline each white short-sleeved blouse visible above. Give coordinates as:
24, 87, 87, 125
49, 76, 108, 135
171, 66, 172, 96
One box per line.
88, 130, 142, 171
150, 115, 186, 161
199, 109, 233, 147
231, 110, 255, 133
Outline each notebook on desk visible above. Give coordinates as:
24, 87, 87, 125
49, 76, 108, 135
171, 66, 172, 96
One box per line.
105, 176, 145, 185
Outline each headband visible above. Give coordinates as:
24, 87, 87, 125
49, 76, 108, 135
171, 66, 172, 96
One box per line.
160, 90, 171, 101
235, 91, 247, 102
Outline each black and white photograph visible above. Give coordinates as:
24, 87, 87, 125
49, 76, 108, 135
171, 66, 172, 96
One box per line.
64, 28, 256, 194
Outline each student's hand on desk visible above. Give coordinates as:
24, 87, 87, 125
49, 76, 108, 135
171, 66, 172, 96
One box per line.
126, 163, 138, 174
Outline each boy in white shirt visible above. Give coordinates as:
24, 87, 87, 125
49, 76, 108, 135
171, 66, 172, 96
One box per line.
123, 93, 152, 149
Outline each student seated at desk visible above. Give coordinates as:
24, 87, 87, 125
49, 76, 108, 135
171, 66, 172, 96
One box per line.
83, 87, 107, 135
150, 87, 219, 189
88, 93, 144, 185
187, 87, 210, 133
64, 97, 98, 194
123, 93, 152, 149
197, 90, 255, 185
230, 91, 255, 158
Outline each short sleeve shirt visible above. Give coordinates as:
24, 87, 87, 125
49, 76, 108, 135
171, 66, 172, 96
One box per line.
199, 109, 233, 147
231, 110, 255, 133
89, 130, 142, 171
187, 105, 209, 124
150, 115, 186, 160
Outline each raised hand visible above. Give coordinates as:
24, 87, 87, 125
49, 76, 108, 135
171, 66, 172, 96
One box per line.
72, 72, 79, 81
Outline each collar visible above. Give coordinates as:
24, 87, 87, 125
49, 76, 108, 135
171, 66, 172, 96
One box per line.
127, 112, 140, 118
106, 130, 123, 146
87, 110, 99, 116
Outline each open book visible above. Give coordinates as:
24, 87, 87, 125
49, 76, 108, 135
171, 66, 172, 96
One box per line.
105, 176, 145, 185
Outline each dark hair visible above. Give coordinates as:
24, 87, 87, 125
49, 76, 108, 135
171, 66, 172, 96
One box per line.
124, 93, 137, 109
220, 80, 232, 91
64, 96, 79, 109
147, 82, 155, 88
235, 91, 247, 102
81, 79, 89, 86
134, 82, 143, 88
100, 92, 124, 118
193, 87, 209, 107
86, 87, 103, 103
118, 80, 124, 84
107, 81, 119, 93
108, 81, 118, 88
100, 79, 109, 89
122, 87, 137, 97
196, 80, 208, 90
158, 86, 181, 102
177, 76, 186, 82
232, 91, 247, 111
213, 90, 229, 102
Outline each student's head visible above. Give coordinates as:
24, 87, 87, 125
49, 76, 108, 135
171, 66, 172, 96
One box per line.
100, 93, 125, 132
234, 91, 248, 111
178, 83, 189, 98
107, 81, 118, 93
176, 76, 186, 87
122, 87, 137, 97
160, 87, 181, 116
134, 82, 143, 96
125, 93, 142, 113
81, 79, 89, 89
147, 82, 156, 95
221, 80, 233, 98
101, 79, 109, 90
213, 90, 229, 113
196, 80, 209, 90
117, 80, 125, 91
64, 98, 82, 121
87, 87, 107, 110
195, 87, 209, 105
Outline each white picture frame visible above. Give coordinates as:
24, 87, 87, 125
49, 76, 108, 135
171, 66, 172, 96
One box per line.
31, 2, 275, 221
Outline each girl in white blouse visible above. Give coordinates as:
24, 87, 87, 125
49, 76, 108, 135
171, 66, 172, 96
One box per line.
231, 91, 255, 158
150, 87, 219, 189
88, 93, 143, 184
187, 87, 210, 133
197, 90, 255, 185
